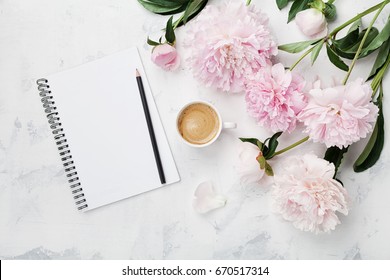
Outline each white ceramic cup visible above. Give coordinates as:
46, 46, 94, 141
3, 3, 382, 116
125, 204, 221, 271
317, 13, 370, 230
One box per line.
176, 101, 237, 148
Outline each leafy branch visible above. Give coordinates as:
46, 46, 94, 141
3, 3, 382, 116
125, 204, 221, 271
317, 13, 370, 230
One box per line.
276, 0, 336, 22
138, 0, 208, 47
278, 0, 390, 177
279, 1, 390, 71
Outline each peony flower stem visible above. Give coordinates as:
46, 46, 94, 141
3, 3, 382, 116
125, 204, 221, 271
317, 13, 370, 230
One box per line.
342, 1, 388, 85
246, 0, 252, 6
372, 54, 390, 95
329, 0, 389, 38
273, 136, 310, 157
173, 14, 185, 30
290, 45, 316, 71
327, 0, 336, 4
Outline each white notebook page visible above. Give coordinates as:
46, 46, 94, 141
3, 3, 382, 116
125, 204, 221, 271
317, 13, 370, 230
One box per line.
47, 47, 180, 211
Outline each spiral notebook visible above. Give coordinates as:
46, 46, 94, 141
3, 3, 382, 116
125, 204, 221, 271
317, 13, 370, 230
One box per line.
36, 47, 180, 212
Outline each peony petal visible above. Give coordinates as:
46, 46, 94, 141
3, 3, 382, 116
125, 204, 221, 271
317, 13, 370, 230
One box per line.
193, 181, 227, 214
166, 54, 181, 70
312, 25, 328, 39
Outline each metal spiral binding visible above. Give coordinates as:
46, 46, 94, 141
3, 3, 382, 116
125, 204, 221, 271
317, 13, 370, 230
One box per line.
37, 78, 88, 211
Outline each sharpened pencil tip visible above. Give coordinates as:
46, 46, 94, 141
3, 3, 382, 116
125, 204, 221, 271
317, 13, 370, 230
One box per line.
136, 69, 141, 77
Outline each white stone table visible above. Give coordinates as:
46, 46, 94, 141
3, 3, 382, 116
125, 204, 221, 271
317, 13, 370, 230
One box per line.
0, 0, 389, 259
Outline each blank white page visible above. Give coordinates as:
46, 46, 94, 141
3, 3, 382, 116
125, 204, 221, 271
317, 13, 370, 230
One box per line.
47, 47, 180, 211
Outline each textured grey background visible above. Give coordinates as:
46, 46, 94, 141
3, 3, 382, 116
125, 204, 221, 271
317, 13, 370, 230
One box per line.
0, 0, 389, 259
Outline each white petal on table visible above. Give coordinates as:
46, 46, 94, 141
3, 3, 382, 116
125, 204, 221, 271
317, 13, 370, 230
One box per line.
193, 181, 227, 214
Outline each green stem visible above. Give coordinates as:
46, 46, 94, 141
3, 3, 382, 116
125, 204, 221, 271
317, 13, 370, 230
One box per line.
246, 0, 252, 5
342, 1, 388, 85
290, 45, 316, 71
173, 13, 185, 30
327, 0, 336, 4
329, 0, 389, 37
273, 136, 310, 157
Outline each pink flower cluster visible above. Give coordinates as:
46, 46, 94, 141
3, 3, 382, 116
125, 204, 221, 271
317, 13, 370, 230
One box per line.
185, 2, 379, 149
187, 1, 277, 93
246, 74, 378, 147
273, 154, 349, 233
245, 63, 307, 133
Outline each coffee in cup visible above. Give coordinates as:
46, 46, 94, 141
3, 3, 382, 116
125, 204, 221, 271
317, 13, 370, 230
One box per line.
178, 103, 220, 145
176, 101, 236, 147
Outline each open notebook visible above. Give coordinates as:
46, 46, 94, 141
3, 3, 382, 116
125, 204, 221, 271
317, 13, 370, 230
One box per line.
36, 47, 180, 212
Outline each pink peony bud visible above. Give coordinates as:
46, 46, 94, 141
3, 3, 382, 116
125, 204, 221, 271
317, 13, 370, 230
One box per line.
295, 8, 328, 38
237, 142, 265, 185
151, 44, 180, 71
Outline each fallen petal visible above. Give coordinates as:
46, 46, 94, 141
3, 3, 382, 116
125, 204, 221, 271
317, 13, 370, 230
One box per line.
193, 181, 227, 214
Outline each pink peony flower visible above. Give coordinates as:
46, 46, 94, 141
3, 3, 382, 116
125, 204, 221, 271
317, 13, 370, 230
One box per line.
186, 1, 277, 93
245, 63, 307, 133
237, 142, 265, 185
272, 154, 349, 234
295, 8, 328, 38
151, 44, 180, 71
298, 78, 378, 148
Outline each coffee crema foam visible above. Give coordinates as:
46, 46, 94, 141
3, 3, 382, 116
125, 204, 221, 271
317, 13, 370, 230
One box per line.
178, 103, 220, 145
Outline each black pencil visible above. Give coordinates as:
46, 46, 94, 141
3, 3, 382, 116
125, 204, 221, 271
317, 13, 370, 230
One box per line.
135, 69, 166, 184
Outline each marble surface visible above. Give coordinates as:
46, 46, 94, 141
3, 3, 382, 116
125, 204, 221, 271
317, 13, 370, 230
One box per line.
1, 0, 390, 260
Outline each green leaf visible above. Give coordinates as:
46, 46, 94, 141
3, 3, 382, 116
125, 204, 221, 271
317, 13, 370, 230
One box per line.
360, 18, 390, 58
332, 19, 361, 50
264, 162, 274, 176
348, 19, 362, 34
326, 44, 349, 71
309, 0, 325, 11
173, 0, 208, 28
239, 138, 263, 150
368, 38, 390, 80
276, 0, 290, 10
256, 155, 274, 176
324, 3, 337, 21
165, 16, 176, 44
311, 39, 324, 65
353, 85, 384, 172
147, 37, 160, 46
278, 39, 320, 53
332, 28, 379, 59
257, 154, 266, 169
139, 0, 189, 7
137, 0, 187, 15
324, 146, 349, 178
264, 132, 283, 159
288, 0, 312, 23
182, 0, 205, 25
262, 145, 269, 156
